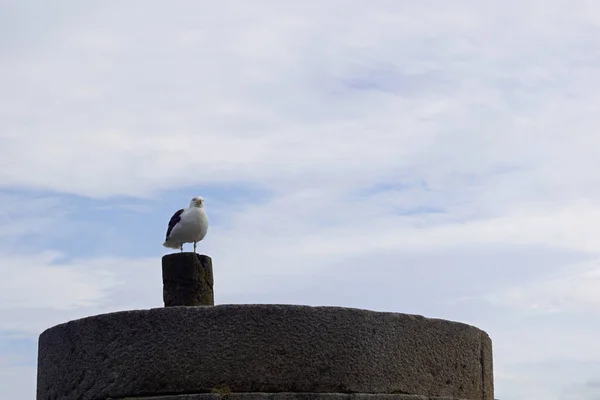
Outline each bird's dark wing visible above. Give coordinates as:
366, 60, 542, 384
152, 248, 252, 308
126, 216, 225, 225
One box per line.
165, 209, 184, 240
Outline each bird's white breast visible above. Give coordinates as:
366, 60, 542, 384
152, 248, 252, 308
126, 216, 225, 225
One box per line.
183, 207, 209, 239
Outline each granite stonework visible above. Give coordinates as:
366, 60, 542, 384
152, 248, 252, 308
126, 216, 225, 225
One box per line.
162, 253, 214, 307
37, 304, 493, 400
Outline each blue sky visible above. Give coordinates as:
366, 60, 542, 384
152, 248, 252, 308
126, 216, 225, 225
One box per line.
3, 1, 600, 399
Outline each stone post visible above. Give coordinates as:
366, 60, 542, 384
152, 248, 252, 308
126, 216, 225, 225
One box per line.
162, 253, 214, 307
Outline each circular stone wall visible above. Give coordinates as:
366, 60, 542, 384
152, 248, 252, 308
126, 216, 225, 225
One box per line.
36, 304, 494, 400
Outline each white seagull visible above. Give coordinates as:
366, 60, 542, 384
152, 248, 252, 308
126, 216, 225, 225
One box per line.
163, 196, 209, 253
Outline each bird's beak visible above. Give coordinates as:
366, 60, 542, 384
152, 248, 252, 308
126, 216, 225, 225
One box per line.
196, 199, 203, 206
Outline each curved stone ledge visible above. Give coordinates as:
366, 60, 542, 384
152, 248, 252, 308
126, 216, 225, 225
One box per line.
37, 304, 493, 400
115, 394, 465, 400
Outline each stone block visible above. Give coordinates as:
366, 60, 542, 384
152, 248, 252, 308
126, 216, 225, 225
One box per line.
37, 305, 493, 400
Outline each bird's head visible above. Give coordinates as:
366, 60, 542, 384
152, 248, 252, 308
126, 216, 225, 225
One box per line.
190, 196, 204, 208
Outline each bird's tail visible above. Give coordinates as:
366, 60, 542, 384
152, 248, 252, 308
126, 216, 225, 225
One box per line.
162, 239, 181, 249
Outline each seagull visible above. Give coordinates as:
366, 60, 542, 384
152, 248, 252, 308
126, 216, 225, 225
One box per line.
163, 196, 209, 253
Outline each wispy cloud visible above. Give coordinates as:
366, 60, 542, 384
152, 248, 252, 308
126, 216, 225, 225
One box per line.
0, 252, 119, 310
486, 259, 600, 314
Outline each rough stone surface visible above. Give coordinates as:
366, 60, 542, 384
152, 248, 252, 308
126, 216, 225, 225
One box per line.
162, 253, 214, 306
480, 333, 494, 400
37, 305, 493, 400
114, 394, 464, 400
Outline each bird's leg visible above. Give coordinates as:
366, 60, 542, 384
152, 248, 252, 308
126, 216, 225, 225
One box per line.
193, 241, 197, 253
180, 244, 183, 252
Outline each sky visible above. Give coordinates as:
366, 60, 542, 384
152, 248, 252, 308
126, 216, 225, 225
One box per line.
1, 1, 600, 399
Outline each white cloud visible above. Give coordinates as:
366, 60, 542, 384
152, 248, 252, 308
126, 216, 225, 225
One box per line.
486, 259, 600, 314
1, 0, 600, 204
0, 252, 119, 310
